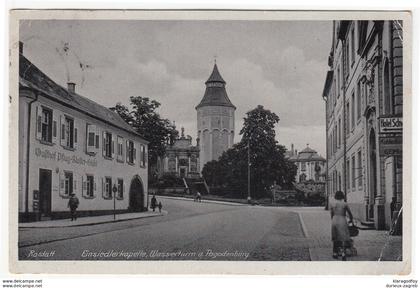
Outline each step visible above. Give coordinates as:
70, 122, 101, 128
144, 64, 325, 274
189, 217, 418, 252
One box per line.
358, 220, 375, 230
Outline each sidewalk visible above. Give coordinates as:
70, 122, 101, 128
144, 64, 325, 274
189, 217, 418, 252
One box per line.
19, 210, 167, 228
294, 207, 402, 261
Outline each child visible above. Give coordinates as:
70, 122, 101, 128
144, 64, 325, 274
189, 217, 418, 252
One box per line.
158, 202, 163, 213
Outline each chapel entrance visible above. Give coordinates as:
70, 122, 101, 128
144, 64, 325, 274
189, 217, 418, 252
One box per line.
129, 176, 145, 212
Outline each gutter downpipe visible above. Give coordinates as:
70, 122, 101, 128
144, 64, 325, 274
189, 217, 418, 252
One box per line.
341, 45, 348, 202
323, 94, 329, 210
25, 92, 38, 216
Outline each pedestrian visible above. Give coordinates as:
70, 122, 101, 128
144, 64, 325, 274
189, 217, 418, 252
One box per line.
151, 195, 157, 212
158, 201, 163, 213
67, 192, 79, 221
196, 191, 201, 202
330, 190, 354, 261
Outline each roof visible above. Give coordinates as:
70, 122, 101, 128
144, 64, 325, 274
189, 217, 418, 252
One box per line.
205, 63, 226, 84
288, 145, 326, 162
19, 54, 145, 141
196, 64, 236, 110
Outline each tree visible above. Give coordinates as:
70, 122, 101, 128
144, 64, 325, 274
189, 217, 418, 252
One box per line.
202, 105, 297, 199
110, 97, 178, 180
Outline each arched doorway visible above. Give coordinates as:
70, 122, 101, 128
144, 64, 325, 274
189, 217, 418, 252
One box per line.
129, 176, 145, 212
368, 128, 377, 220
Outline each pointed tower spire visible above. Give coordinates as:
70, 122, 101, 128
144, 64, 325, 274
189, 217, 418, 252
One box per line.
205, 63, 226, 84
196, 63, 235, 109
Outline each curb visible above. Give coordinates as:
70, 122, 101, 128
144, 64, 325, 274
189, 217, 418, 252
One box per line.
156, 195, 247, 206
19, 211, 167, 229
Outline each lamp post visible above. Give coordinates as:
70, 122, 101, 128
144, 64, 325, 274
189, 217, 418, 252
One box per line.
247, 139, 251, 204
112, 184, 118, 220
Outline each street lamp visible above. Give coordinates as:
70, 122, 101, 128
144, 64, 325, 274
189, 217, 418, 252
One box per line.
247, 139, 251, 204
112, 184, 118, 220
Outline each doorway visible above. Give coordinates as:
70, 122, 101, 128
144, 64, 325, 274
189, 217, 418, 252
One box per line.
129, 176, 145, 211
39, 169, 52, 216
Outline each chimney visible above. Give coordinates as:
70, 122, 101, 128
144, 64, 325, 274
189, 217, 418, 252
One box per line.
19, 41, 23, 54
291, 143, 294, 155
67, 82, 76, 94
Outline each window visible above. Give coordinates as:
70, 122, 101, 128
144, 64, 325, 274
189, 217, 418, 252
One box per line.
350, 27, 355, 65
346, 101, 350, 136
301, 162, 306, 171
127, 140, 136, 164
86, 175, 94, 197
338, 117, 342, 147
104, 177, 112, 199
351, 92, 355, 129
337, 67, 341, 98
86, 124, 97, 154
344, 41, 350, 78
140, 145, 146, 167
64, 171, 73, 196
41, 108, 53, 143
351, 155, 356, 189
61, 116, 76, 149
346, 159, 350, 190
357, 81, 362, 120
117, 136, 124, 162
357, 151, 363, 188
117, 179, 123, 199
104, 132, 112, 158
338, 172, 342, 191
335, 125, 338, 152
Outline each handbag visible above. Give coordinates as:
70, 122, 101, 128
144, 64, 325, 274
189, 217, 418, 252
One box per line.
348, 222, 359, 237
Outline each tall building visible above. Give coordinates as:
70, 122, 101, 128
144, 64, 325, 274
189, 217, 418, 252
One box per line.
322, 21, 403, 230
196, 63, 236, 171
19, 44, 149, 222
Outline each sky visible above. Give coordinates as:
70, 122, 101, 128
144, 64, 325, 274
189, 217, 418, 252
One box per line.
20, 20, 332, 155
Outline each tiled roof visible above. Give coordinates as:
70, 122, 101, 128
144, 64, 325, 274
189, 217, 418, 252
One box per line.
19, 54, 144, 140
196, 64, 235, 109
205, 63, 226, 84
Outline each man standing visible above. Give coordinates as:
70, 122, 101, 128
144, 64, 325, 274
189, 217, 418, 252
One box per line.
150, 195, 157, 212
68, 193, 79, 221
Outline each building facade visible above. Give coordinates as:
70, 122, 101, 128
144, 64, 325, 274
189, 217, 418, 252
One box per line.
322, 21, 403, 230
196, 63, 236, 172
157, 127, 200, 178
287, 144, 326, 183
19, 49, 149, 222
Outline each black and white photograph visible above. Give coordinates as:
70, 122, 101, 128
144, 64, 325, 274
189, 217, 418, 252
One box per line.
8, 10, 412, 275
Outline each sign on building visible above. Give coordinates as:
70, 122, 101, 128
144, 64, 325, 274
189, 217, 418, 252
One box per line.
379, 135, 402, 156
378, 117, 403, 134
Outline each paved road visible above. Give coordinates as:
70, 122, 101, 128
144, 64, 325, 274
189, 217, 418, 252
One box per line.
19, 197, 310, 261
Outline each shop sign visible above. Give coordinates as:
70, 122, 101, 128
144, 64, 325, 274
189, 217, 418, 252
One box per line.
379, 135, 402, 156
34, 147, 98, 167
379, 117, 403, 134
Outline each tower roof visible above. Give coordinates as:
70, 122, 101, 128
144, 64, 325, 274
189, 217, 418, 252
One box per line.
205, 63, 226, 84
196, 63, 235, 110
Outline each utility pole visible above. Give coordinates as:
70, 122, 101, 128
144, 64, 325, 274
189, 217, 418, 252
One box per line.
247, 139, 251, 204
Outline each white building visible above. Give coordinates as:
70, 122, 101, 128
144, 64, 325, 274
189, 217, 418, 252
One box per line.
19, 47, 148, 222
322, 21, 403, 230
287, 144, 326, 183
196, 63, 236, 171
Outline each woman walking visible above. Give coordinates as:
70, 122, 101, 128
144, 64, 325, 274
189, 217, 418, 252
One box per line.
330, 190, 354, 260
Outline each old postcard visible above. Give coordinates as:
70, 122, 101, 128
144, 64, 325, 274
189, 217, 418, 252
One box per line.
9, 10, 412, 274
